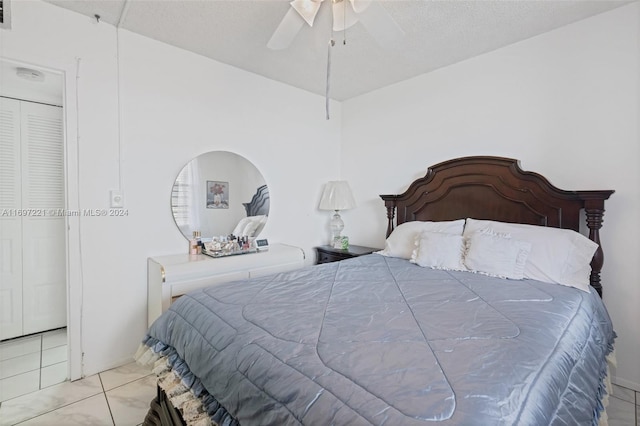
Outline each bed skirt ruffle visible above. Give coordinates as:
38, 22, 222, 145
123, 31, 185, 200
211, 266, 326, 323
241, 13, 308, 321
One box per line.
597, 350, 617, 426
135, 336, 615, 426
134, 337, 239, 426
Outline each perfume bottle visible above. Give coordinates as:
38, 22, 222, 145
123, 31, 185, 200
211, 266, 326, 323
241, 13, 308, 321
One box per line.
195, 231, 202, 254
190, 231, 201, 255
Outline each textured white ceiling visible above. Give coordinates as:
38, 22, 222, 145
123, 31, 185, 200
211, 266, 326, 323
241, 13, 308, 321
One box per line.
44, 0, 631, 101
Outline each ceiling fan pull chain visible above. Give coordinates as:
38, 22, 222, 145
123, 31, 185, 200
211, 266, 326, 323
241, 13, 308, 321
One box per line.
326, 38, 335, 120
343, 0, 347, 45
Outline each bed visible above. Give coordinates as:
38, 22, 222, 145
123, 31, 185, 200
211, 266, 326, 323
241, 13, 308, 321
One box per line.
243, 184, 270, 218
229, 185, 270, 240
137, 156, 615, 426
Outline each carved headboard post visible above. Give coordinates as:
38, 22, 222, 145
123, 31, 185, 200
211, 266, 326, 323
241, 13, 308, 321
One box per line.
243, 185, 270, 217
382, 196, 399, 238
582, 195, 613, 297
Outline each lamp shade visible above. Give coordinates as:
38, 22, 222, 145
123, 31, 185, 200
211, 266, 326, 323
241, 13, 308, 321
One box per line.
319, 181, 356, 211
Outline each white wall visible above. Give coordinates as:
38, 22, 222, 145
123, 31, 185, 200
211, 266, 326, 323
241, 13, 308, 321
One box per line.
1, 0, 341, 376
342, 3, 640, 390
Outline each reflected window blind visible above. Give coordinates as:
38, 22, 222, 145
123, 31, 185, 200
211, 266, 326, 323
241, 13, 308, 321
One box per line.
171, 164, 193, 228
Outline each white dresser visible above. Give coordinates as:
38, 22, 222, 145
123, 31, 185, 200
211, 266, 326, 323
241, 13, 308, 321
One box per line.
147, 243, 305, 326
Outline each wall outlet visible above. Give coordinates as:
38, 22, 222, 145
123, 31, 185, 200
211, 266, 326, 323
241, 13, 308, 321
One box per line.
110, 190, 124, 208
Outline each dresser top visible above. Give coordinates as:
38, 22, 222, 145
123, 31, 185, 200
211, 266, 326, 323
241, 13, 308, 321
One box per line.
151, 243, 301, 263
149, 243, 305, 281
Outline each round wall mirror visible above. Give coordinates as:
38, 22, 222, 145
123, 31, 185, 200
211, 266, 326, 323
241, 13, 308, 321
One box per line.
171, 151, 269, 240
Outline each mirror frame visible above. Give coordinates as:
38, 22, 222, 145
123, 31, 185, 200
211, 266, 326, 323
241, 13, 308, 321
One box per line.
170, 151, 269, 240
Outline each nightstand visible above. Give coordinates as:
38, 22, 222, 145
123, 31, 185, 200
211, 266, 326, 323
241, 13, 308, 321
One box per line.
315, 245, 380, 264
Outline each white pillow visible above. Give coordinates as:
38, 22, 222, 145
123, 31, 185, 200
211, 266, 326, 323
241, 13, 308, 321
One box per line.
378, 219, 466, 260
410, 231, 467, 271
252, 215, 268, 236
464, 231, 532, 280
232, 215, 267, 237
232, 217, 252, 236
241, 215, 267, 237
240, 221, 258, 237
463, 218, 598, 292
249, 214, 267, 225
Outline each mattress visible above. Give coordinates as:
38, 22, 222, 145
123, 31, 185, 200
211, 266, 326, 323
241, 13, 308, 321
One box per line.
138, 254, 615, 425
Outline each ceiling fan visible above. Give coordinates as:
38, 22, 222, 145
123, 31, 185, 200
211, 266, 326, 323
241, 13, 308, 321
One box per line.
267, 0, 404, 50
267, 0, 404, 119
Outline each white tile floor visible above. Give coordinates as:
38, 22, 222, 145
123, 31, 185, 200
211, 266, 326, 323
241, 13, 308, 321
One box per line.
0, 361, 154, 426
0, 329, 68, 402
0, 355, 637, 425
610, 383, 639, 426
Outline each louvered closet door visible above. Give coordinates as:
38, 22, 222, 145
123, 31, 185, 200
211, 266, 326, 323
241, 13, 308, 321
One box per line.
0, 98, 23, 340
21, 102, 66, 335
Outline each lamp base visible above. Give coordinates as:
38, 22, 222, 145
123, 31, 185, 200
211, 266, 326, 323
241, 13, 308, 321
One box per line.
329, 210, 344, 244
333, 236, 349, 250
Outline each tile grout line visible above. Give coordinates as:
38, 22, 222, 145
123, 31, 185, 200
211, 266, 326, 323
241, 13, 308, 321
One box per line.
12, 392, 106, 425
609, 384, 638, 426
38, 334, 43, 391
99, 373, 117, 426
104, 372, 154, 393
2, 352, 154, 423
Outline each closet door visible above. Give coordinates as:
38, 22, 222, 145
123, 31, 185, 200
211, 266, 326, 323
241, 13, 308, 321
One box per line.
21, 101, 66, 335
0, 98, 23, 340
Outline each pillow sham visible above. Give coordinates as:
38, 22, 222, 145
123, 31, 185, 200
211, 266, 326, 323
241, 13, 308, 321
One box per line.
463, 231, 531, 280
463, 218, 598, 292
410, 231, 467, 271
232, 217, 252, 237
242, 215, 267, 237
233, 215, 267, 237
377, 219, 466, 260
241, 220, 261, 238
251, 215, 268, 236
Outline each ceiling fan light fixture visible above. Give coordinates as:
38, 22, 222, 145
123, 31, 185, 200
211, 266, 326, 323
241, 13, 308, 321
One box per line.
290, 0, 323, 27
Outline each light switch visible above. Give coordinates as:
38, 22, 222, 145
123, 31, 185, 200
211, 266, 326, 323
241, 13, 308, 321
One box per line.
110, 190, 124, 208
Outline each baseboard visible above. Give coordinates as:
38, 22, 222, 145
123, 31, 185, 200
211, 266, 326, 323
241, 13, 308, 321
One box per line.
80, 355, 136, 378
611, 375, 640, 392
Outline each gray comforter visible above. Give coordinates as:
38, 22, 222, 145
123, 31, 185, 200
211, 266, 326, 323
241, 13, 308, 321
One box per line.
142, 254, 615, 425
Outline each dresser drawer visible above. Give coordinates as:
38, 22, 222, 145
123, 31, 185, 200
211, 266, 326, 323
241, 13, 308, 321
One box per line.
317, 251, 346, 264
315, 245, 379, 265
148, 244, 306, 326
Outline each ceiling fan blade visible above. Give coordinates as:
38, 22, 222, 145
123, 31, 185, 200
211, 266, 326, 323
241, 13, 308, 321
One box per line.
355, 1, 404, 49
349, 0, 372, 14
267, 7, 306, 50
291, 0, 323, 27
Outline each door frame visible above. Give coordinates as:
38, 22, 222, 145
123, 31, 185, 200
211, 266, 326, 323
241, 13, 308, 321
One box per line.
61, 61, 83, 381
1, 56, 83, 381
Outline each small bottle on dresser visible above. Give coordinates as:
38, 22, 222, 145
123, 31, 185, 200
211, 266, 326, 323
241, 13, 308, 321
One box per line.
196, 231, 202, 254
190, 231, 201, 255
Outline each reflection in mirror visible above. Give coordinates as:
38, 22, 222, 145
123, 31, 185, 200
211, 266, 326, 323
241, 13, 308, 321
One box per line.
171, 151, 269, 240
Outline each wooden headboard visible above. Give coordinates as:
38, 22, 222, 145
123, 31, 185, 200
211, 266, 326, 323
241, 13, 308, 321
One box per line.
380, 156, 614, 296
243, 184, 270, 217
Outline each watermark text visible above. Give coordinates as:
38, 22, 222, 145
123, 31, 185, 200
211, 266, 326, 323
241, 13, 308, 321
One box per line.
0, 208, 129, 217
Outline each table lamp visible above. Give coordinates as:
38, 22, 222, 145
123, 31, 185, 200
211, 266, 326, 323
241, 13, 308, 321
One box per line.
318, 181, 356, 246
